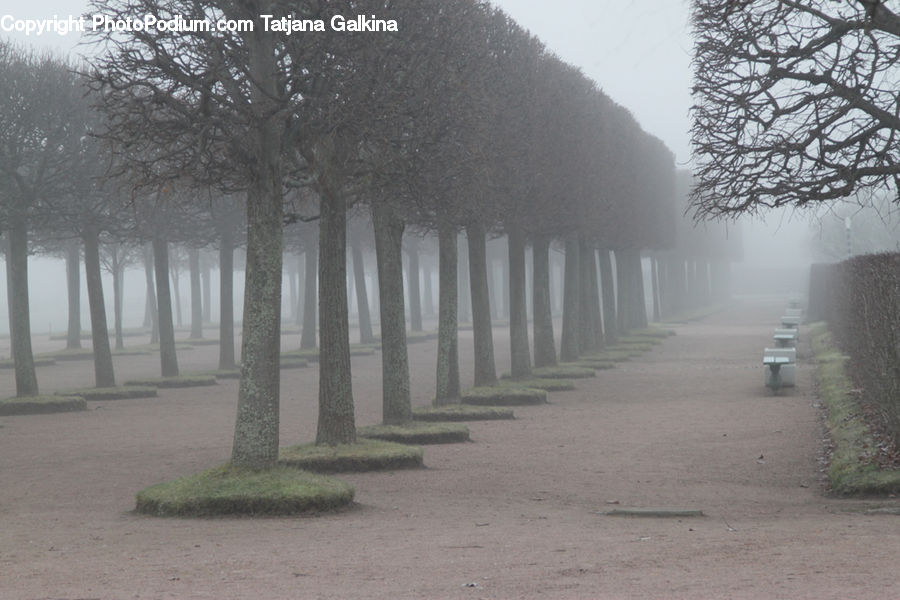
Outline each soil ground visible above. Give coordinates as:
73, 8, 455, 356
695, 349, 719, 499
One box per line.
1, 295, 899, 599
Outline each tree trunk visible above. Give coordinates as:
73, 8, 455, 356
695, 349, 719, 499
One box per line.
421, 256, 433, 319
64, 240, 82, 350
372, 202, 411, 424
153, 237, 179, 377
599, 249, 617, 344
82, 227, 115, 388
351, 240, 375, 344
406, 239, 423, 332
578, 237, 596, 354
189, 247, 203, 339
457, 233, 471, 323
316, 188, 356, 445
288, 254, 298, 323
300, 233, 318, 349
651, 255, 661, 321
171, 266, 183, 329
6, 215, 38, 397
434, 220, 460, 405
229, 24, 284, 468
587, 243, 604, 351
112, 249, 124, 350
466, 222, 497, 387
201, 256, 212, 324
531, 234, 556, 367
617, 249, 647, 331
218, 233, 236, 370
142, 244, 159, 343
559, 235, 580, 362
507, 224, 531, 378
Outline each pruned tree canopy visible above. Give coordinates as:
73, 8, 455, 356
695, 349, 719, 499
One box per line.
690, 0, 900, 217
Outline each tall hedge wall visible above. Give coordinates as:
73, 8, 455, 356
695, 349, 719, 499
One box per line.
809, 254, 900, 446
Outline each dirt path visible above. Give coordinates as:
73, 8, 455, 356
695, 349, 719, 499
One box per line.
1, 296, 899, 599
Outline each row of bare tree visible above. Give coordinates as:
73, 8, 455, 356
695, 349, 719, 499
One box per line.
1, 0, 738, 471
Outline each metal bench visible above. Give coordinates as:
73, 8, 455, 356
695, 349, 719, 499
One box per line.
773, 328, 798, 348
763, 347, 796, 391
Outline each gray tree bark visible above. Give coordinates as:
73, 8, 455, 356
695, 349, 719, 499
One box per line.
372, 202, 411, 424
153, 237, 179, 377
434, 220, 460, 405
142, 245, 159, 344
507, 224, 531, 378
300, 234, 318, 349
559, 235, 581, 362
218, 233, 235, 370
466, 222, 497, 387
64, 241, 82, 350
578, 237, 597, 354
599, 249, 617, 344
111, 248, 124, 350
316, 187, 356, 445
6, 215, 39, 397
406, 239, 423, 332
351, 240, 375, 344
531, 234, 556, 367
83, 227, 115, 387
189, 247, 203, 339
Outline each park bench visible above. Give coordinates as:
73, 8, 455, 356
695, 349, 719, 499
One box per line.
780, 314, 801, 328
773, 328, 798, 348
763, 347, 796, 391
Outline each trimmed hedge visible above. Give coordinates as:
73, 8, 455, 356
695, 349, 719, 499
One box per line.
810, 323, 900, 494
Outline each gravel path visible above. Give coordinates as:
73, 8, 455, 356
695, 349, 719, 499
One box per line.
1, 295, 898, 599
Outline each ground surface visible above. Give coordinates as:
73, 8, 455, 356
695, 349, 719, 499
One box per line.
1, 296, 899, 599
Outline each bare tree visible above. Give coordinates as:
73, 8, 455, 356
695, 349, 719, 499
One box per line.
691, 0, 900, 216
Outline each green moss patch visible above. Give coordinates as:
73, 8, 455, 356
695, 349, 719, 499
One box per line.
0, 395, 86, 416
531, 365, 596, 379
208, 368, 241, 379
36, 348, 95, 361
462, 386, 547, 406
616, 334, 665, 346
124, 375, 218, 388
280, 358, 309, 369
180, 338, 221, 346
135, 464, 354, 517
405, 331, 437, 344
112, 348, 154, 356
279, 439, 423, 473
281, 349, 320, 362
501, 377, 577, 392
583, 350, 634, 362
56, 386, 158, 401
567, 359, 616, 370
631, 327, 676, 338
0, 357, 56, 369
412, 404, 515, 421
811, 322, 900, 495
357, 422, 470, 444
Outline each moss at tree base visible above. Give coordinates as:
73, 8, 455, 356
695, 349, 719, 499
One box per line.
56, 386, 158, 401
0, 395, 86, 415
124, 375, 218, 388
357, 422, 470, 444
135, 464, 354, 517
279, 439, 424, 472
412, 404, 515, 421
461, 386, 547, 406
